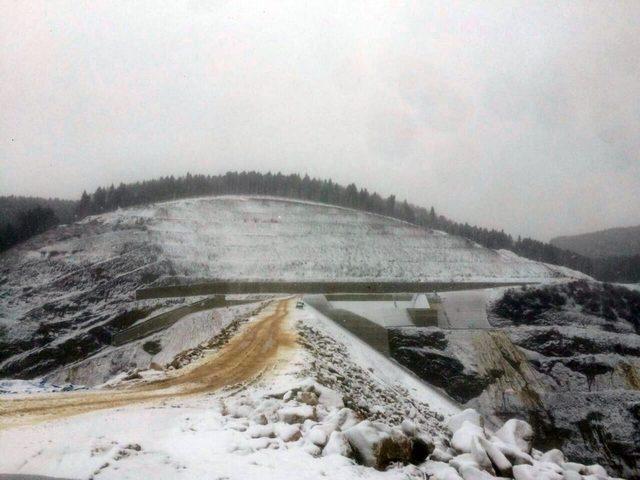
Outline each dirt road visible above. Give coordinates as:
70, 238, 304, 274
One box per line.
0, 299, 296, 430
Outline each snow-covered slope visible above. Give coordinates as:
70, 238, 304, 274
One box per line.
94, 196, 584, 281
12, 194, 585, 285
0, 195, 586, 381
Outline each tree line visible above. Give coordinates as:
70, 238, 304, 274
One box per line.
0, 205, 59, 252
0, 196, 76, 252
1, 171, 639, 282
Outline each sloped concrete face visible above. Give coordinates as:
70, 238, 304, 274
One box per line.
407, 308, 439, 327
438, 290, 492, 329
304, 295, 390, 356
330, 300, 414, 327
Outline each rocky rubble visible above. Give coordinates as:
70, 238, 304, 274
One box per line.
221, 378, 434, 470
219, 378, 623, 479
297, 322, 445, 430
389, 282, 640, 478
423, 407, 624, 480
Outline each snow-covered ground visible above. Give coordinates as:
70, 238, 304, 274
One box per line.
0, 299, 622, 480
0, 301, 445, 479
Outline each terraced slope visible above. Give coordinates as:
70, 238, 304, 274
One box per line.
0, 196, 584, 381
44, 196, 584, 281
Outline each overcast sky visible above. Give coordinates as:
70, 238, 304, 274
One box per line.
1, 1, 639, 240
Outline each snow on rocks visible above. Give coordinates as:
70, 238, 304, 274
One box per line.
539, 448, 566, 466
274, 423, 302, 442
512, 464, 562, 480
307, 426, 328, 447
323, 431, 354, 457
296, 322, 446, 430
342, 420, 417, 469
422, 408, 623, 480
451, 421, 486, 453
446, 408, 485, 433
217, 378, 435, 472
424, 461, 464, 480
277, 404, 316, 424
477, 436, 512, 477
491, 419, 534, 454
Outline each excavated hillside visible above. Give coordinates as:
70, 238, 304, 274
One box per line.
0, 196, 584, 382
389, 281, 640, 479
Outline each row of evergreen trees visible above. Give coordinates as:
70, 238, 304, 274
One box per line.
2, 171, 637, 281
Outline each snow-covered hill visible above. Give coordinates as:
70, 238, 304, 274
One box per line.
0, 196, 586, 381
89, 196, 585, 282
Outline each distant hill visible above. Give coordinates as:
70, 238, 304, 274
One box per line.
551, 225, 640, 258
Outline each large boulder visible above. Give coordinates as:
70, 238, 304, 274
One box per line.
343, 420, 412, 469
492, 419, 534, 454
277, 404, 316, 424
458, 465, 500, 480
274, 423, 302, 442
512, 464, 563, 480
423, 461, 464, 480
322, 407, 360, 432
323, 431, 353, 458
446, 409, 484, 434
470, 436, 495, 475
478, 436, 512, 477
539, 449, 566, 466
451, 421, 486, 453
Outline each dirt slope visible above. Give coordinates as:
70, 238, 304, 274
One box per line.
0, 299, 295, 429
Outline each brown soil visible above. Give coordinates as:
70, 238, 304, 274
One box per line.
0, 298, 296, 430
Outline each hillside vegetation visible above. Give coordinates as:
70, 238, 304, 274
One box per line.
0, 196, 77, 252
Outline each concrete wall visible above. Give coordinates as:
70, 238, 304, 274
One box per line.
137, 281, 531, 299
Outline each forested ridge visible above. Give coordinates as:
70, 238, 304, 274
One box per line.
0, 196, 76, 253
1, 171, 639, 282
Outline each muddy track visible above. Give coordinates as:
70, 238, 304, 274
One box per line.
0, 299, 295, 430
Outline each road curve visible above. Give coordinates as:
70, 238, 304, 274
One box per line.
0, 299, 295, 430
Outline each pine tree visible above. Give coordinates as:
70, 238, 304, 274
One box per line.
75, 191, 92, 219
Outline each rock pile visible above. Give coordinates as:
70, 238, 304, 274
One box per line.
221, 379, 434, 469
425, 408, 624, 480
221, 381, 624, 479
